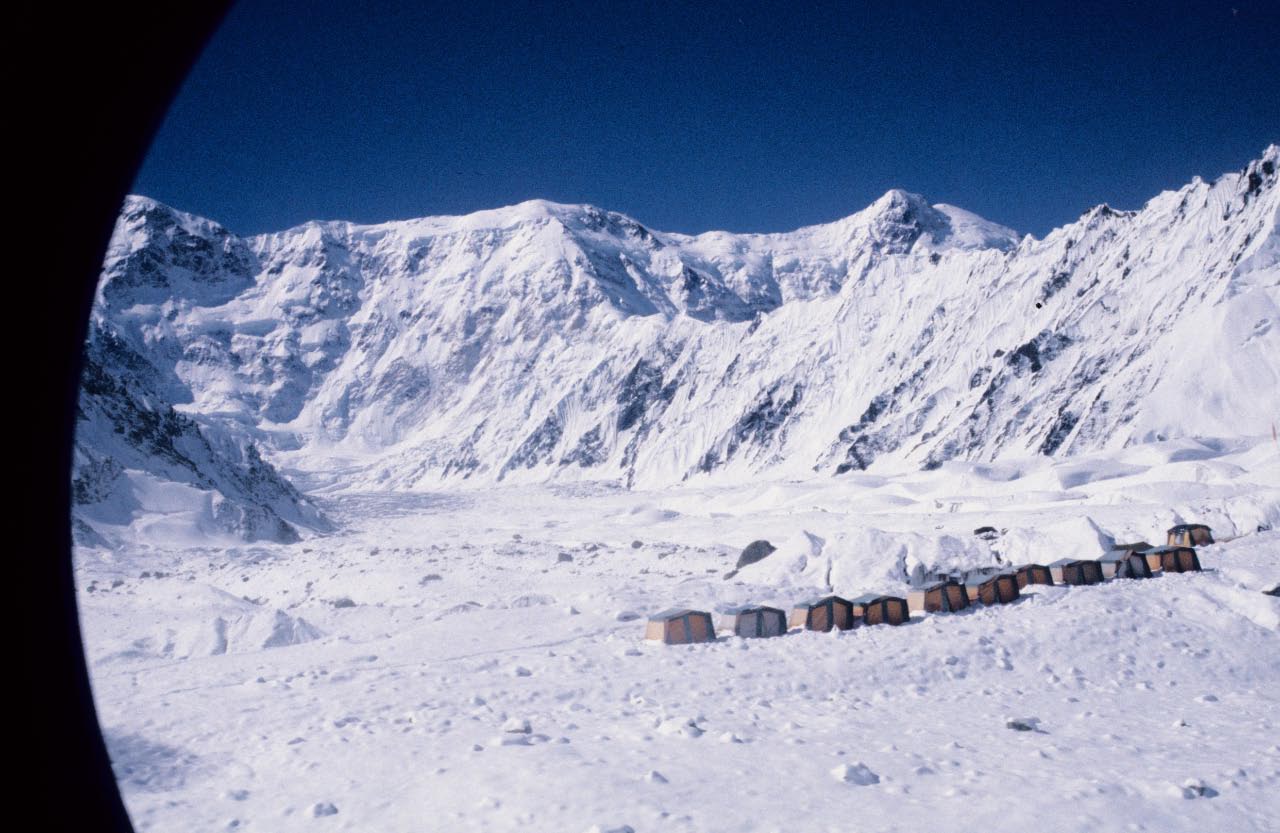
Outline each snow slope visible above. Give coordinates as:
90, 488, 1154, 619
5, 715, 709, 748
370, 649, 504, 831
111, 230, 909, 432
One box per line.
76, 449, 1280, 832
74, 204, 330, 545
78, 147, 1280, 516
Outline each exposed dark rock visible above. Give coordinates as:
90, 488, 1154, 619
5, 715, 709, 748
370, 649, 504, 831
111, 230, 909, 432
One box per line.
560, 424, 607, 468
736, 539, 777, 569
503, 410, 564, 473
1039, 409, 1079, 455
1006, 331, 1073, 375
75, 328, 325, 543
616, 359, 674, 432
700, 383, 803, 472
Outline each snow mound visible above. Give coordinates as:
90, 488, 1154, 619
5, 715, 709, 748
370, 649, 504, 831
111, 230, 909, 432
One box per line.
733, 529, 827, 592
102, 585, 324, 660
994, 517, 1115, 564
828, 529, 992, 590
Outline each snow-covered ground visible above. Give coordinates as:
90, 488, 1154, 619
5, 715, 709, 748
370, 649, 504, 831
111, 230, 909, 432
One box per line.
77, 437, 1280, 832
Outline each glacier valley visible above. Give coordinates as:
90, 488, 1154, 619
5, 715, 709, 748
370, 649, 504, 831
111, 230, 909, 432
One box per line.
73, 148, 1280, 833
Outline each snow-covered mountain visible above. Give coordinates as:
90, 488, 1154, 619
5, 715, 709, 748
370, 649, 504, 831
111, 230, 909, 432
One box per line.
74, 146, 1279, 536
73, 206, 330, 544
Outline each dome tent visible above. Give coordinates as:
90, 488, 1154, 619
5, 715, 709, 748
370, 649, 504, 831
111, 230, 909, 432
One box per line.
907, 580, 970, 614
849, 593, 910, 626
645, 608, 716, 644
1013, 564, 1054, 588
1097, 549, 1155, 580
716, 605, 787, 638
789, 595, 855, 632
1167, 524, 1213, 547
965, 572, 1020, 605
1144, 545, 1202, 573
1049, 558, 1104, 585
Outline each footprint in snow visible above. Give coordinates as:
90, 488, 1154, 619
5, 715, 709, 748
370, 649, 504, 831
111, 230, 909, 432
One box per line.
1005, 716, 1047, 733
502, 717, 532, 734
491, 733, 549, 747
510, 593, 555, 607
656, 717, 703, 738
1170, 779, 1218, 799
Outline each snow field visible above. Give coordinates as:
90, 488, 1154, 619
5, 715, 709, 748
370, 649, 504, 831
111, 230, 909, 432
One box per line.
77, 442, 1279, 832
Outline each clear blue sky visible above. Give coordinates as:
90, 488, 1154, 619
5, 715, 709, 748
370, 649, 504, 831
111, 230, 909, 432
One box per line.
134, 0, 1279, 237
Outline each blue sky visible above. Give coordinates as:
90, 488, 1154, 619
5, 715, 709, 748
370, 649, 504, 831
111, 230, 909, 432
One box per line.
133, 0, 1279, 237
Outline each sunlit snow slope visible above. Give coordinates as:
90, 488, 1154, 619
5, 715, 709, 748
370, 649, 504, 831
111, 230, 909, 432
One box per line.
75, 147, 1280, 538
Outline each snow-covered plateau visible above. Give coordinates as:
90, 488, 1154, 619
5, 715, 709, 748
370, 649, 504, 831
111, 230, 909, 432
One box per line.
74, 148, 1279, 832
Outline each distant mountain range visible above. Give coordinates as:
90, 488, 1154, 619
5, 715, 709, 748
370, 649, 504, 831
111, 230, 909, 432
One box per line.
74, 146, 1279, 543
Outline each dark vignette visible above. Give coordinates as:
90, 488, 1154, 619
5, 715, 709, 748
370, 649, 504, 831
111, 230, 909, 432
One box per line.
19, 4, 231, 830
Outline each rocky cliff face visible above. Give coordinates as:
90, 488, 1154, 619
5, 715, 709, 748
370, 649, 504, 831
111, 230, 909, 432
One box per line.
76, 147, 1280, 533
74, 201, 330, 544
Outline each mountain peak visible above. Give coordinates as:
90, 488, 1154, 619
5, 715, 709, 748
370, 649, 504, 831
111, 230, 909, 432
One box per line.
490, 198, 590, 222
120, 194, 228, 234
1243, 145, 1278, 193
815, 189, 1017, 254
872, 188, 931, 210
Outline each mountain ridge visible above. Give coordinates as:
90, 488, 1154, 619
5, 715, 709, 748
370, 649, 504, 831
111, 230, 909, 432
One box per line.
74, 145, 1280, 542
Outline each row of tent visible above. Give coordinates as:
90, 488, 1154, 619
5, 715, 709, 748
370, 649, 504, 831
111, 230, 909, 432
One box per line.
645, 524, 1214, 645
